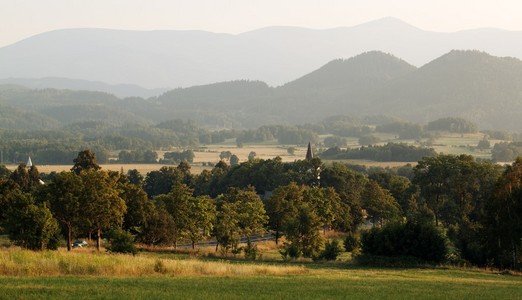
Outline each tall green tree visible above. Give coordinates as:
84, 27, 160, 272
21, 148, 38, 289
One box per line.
0, 179, 19, 225
235, 189, 268, 242
0, 165, 11, 179
154, 182, 193, 247
217, 157, 290, 195
139, 205, 176, 246
320, 162, 368, 232
487, 158, 522, 269
10, 163, 41, 192
126, 169, 144, 186
3, 191, 60, 250
71, 149, 101, 175
413, 154, 501, 266
214, 200, 240, 255
414, 155, 458, 226
143, 166, 184, 198
186, 195, 216, 249
80, 170, 127, 251
303, 187, 343, 232
266, 182, 303, 244
120, 182, 154, 235
369, 172, 413, 214
45, 171, 83, 251
215, 187, 267, 254
196, 161, 229, 197
413, 154, 498, 226
284, 202, 323, 258
361, 181, 401, 226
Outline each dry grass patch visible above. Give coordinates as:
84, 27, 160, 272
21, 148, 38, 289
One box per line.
0, 248, 307, 277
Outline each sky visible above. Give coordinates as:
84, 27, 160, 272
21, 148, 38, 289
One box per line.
1, 0, 522, 47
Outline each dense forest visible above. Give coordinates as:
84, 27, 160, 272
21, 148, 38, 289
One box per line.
1, 150, 521, 270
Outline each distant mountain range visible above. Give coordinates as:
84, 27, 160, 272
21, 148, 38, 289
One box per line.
2, 17, 522, 90
0, 77, 167, 98
2, 50, 522, 131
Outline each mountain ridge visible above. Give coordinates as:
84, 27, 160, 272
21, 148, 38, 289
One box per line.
2, 50, 522, 131
2, 18, 522, 90
0, 77, 167, 98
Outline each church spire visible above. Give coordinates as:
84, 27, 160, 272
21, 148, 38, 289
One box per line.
306, 142, 314, 161
26, 156, 33, 168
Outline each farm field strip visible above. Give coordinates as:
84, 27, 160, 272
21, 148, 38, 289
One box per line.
1, 264, 520, 299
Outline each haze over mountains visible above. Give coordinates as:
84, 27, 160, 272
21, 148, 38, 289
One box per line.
2, 50, 522, 131
2, 17, 522, 90
0, 77, 167, 98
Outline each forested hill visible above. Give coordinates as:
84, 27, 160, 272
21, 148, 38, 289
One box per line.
2, 50, 522, 130
155, 50, 522, 129
0, 77, 167, 98
270, 51, 417, 121
0, 85, 150, 126
279, 51, 416, 92
373, 50, 522, 129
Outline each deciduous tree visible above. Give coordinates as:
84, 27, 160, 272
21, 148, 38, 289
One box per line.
80, 170, 127, 251
361, 181, 400, 226
186, 195, 216, 249
3, 191, 60, 250
71, 150, 101, 175
45, 171, 83, 251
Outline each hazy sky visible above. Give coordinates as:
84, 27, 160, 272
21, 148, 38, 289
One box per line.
2, 0, 522, 47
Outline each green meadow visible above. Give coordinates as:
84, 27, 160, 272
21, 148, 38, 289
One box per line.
0, 249, 521, 299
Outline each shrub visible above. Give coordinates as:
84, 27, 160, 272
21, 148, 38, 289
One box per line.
361, 221, 448, 263
106, 228, 138, 255
315, 239, 343, 261
280, 243, 300, 261
154, 259, 167, 274
243, 240, 259, 260
344, 233, 361, 252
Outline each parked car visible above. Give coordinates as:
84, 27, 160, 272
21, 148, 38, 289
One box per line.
72, 240, 88, 248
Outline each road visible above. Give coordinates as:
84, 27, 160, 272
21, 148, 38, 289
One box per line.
177, 233, 274, 248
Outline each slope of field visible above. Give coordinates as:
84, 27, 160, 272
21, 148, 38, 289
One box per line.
0, 262, 520, 299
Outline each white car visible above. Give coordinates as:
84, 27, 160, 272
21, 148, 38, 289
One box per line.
72, 240, 88, 248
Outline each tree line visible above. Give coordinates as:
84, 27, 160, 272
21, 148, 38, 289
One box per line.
1, 150, 521, 269
320, 143, 437, 162
4, 115, 518, 166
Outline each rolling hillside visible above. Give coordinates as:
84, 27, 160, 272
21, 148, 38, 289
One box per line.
1, 50, 522, 130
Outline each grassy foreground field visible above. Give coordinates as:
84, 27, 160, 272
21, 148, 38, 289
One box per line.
0, 249, 521, 299
2, 270, 521, 300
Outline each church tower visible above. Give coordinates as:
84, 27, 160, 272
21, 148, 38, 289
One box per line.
26, 156, 33, 168
306, 142, 314, 161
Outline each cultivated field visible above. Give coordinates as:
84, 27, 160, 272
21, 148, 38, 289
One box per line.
4, 132, 505, 175
5, 144, 309, 175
